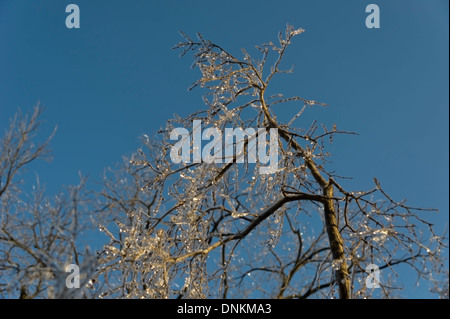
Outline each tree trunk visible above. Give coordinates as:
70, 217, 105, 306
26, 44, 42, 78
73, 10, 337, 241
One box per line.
323, 183, 351, 299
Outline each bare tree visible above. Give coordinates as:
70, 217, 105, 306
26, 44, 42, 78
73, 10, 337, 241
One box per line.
1, 27, 446, 300
93, 25, 448, 299
0, 106, 95, 299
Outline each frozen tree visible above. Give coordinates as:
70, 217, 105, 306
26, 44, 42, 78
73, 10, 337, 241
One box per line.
0, 106, 95, 298
93, 25, 447, 299
3, 26, 446, 300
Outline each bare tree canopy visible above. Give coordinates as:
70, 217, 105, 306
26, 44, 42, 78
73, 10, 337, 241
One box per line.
0, 106, 95, 298
93, 25, 448, 299
0, 26, 448, 300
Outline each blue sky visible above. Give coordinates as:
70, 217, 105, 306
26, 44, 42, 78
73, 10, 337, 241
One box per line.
0, 0, 448, 298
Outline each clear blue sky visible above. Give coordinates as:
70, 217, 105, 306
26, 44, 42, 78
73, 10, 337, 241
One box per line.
0, 0, 448, 298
